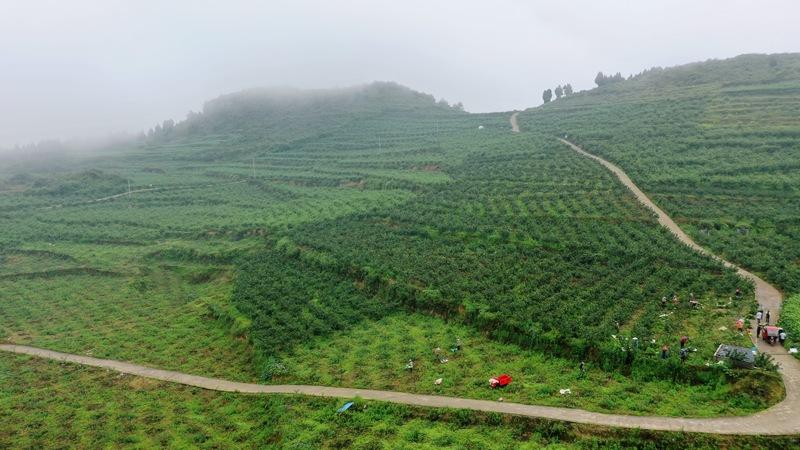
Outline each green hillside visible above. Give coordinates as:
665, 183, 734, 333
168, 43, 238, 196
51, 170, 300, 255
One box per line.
519, 53, 800, 294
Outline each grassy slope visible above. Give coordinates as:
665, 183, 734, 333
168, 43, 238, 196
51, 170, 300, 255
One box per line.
519, 53, 800, 296
1, 353, 797, 449
0, 267, 258, 381
0, 84, 466, 378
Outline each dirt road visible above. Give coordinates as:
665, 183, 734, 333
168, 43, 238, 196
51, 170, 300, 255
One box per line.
1, 343, 798, 435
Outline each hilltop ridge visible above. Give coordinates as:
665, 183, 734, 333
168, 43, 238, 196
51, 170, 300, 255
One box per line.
146, 81, 465, 146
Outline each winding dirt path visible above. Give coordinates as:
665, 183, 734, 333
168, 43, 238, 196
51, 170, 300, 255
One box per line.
2, 130, 798, 435
558, 138, 800, 421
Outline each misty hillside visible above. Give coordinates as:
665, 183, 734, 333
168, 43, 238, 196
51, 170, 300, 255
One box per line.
592, 53, 800, 94
145, 82, 467, 156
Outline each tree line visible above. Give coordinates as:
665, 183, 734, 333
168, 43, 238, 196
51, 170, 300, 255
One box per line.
541, 70, 635, 104
542, 83, 573, 103
594, 71, 626, 87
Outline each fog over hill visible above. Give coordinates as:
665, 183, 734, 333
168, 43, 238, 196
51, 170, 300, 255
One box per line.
2, 1, 799, 148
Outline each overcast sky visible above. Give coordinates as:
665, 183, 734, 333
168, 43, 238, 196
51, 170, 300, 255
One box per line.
1, 0, 798, 147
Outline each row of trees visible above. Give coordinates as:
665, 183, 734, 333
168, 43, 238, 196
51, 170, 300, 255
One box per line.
594, 71, 626, 86
542, 83, 574, 103
144, 119, 176, 142
541, 70, 629, 104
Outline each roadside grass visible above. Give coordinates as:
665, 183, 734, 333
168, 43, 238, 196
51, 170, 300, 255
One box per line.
275, 313, 778, 417
0, 268, 257, 381
1, 353, 798, 450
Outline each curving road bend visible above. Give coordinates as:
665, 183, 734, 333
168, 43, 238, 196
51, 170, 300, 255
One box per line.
1, 130, 798, 435
558, 138, 799, 421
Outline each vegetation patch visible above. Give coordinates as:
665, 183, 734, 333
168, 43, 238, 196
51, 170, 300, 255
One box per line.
780, 294, 800, 358
274, 313, 778, 416
1, 353, 797, 449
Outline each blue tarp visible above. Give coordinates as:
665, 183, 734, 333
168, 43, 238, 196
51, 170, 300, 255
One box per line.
337, 402, 354, 413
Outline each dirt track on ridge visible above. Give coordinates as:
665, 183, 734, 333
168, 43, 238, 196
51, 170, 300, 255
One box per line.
510, 112, 520, 132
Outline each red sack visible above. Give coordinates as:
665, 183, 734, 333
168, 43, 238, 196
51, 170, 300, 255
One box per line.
494, 374, 511, 387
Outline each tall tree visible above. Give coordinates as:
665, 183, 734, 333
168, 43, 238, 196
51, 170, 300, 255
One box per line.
554, 85, 564, 99
564, 83, 573, 95
542, 89, 553, 103
594, 71, 606, 87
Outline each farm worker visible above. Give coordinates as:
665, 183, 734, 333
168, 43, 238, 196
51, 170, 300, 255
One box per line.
780, 329, 787, 345
735, 288, 742, 298
766, 310, 771, 325
756, 323, 762, 338
736, 319, 744, 331
661, 345, 669, 359
672, 294, 680, 305
680, 336, 688, 348
405, 360, 414, 371
579, 361, 586, 378
680, 348, 689, 363
661, 296, 667, 308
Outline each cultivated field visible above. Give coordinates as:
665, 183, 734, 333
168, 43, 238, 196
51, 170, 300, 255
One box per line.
1, 63, 798, 447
